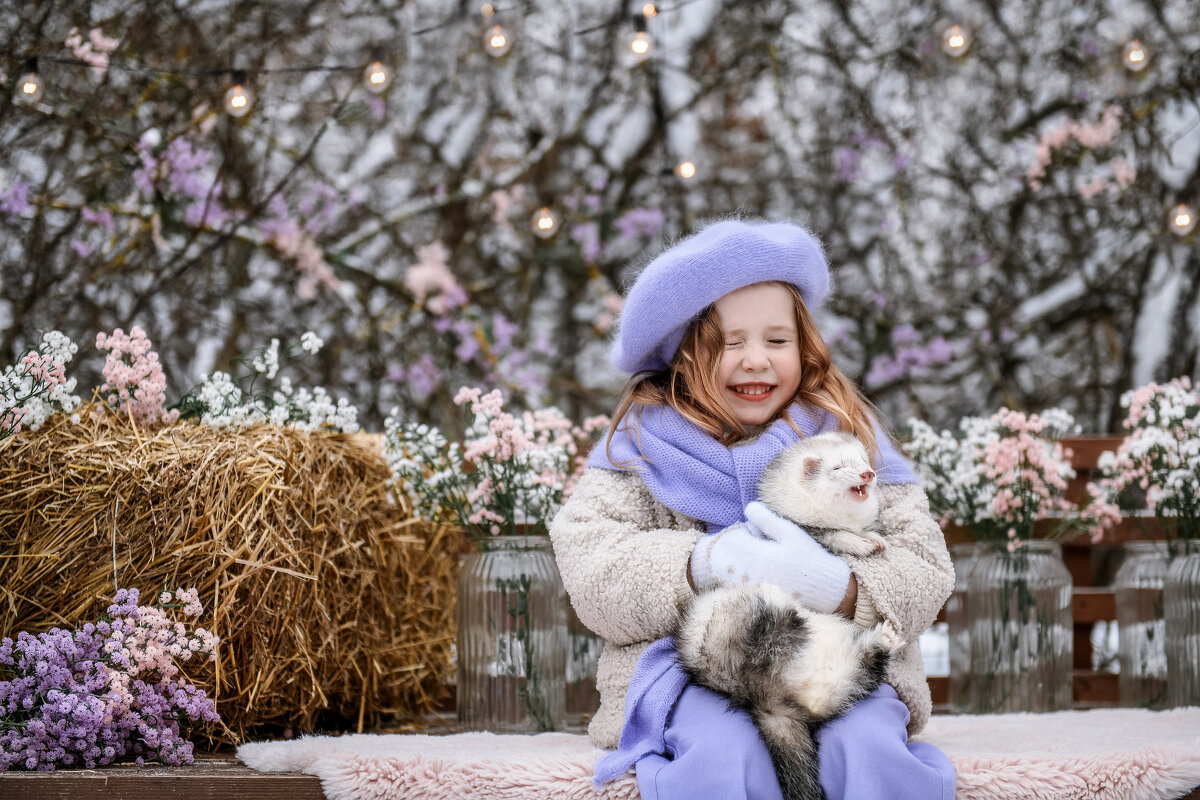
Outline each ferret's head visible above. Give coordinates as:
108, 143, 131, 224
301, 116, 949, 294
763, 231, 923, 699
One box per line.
757, 431, 879, 530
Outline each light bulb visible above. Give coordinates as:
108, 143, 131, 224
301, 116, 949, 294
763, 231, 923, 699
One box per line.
530, 206, 559, 239
674, 161, 697, 179
631, 31, 652, 58
1170, 203, 1197, 237
15, 58, 43, 104
224, 83, 252, 117
642, 3, 658, 17
17, 71, 44, 104
363, 60, 392, 94
483, 23, 513, 57
630, 14, 652, 60
941, 24, 970, 57
1122, 39, 1149, 72
480, 2, 495, 16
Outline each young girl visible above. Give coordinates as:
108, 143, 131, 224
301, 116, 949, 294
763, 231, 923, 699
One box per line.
549, 219, 956, 800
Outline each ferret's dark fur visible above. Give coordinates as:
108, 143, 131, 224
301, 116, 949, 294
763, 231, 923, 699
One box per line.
675, 432, 900, 800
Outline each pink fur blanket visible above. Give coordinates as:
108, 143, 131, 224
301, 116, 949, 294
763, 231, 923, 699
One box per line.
238, 707, 1200, 800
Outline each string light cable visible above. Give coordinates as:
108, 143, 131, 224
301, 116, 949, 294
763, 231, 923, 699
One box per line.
3, 50, 393, 109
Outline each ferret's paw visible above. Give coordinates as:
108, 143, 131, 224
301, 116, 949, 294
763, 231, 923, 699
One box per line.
829, 533, 884, 558
875, 621, 905, 652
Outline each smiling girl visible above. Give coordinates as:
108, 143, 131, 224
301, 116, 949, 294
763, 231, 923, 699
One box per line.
550, 219, 956, 800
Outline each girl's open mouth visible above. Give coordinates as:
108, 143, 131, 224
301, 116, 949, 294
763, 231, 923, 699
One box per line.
730, 383, 775, 402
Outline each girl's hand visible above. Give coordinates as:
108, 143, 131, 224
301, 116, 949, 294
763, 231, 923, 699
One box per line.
689, 501, 851, 614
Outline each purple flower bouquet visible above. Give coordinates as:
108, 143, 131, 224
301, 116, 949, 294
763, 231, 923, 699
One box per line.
0, 587, 221, 771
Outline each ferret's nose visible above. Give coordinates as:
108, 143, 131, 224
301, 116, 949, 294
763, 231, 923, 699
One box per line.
861, 470, 875, 482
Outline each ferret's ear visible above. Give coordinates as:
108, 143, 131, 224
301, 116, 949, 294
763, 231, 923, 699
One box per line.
802, 456, 822, 479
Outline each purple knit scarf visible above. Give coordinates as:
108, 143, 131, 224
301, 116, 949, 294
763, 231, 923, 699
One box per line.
587, 401, 918, 788
586, 401, 918, 531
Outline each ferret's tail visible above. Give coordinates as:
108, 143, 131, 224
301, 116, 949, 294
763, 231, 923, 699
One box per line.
754, 705, 823, 800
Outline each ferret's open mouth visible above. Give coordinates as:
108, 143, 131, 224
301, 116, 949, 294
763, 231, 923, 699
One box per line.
849, 484, 870, 501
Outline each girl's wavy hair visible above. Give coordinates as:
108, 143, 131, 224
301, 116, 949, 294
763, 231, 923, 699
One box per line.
605, 281, 886, 464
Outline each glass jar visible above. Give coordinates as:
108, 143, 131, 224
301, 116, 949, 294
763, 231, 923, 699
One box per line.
1114, 541, 1169, 708
1165, 539, 1200, 708
966, 540, 1073, 713
455, 534, 567, 732
565, 603, 603, 723
946, 542, 981, 713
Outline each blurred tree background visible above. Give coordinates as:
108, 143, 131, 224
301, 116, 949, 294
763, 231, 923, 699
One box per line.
2, 0, 1198, 433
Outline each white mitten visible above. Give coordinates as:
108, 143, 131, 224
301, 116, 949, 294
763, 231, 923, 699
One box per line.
689, 500, 851, 614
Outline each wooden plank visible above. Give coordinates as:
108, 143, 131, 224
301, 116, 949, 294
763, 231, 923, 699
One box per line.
928, 670, 1119, 706
1058, 436, 1124, 469
1074, 670, 1120, 703
1073, 586, 1116, 622
2, 752, 1195, 800
0, 759, 326, 800
929, 675, 948, 705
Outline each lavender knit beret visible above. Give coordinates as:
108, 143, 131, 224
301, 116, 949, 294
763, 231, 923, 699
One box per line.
612, 219, 830, 374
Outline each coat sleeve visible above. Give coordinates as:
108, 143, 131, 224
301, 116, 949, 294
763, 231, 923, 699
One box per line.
846, 482, 955, 640
549, 467, 703, 647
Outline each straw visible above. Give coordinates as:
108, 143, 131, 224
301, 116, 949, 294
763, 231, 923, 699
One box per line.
0, 404, 458, 745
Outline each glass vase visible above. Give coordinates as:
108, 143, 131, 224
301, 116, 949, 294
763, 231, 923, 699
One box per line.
966, 540, 1073, 713
1114, 541, 1169, 708
1165, 539, 1200, 708
455, 534, 567, 732
565, 603, 603, 724
946, 542, 981, 713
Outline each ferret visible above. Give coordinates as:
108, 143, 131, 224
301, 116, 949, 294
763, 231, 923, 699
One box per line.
757, 430, 887, 558
675, 432, 900, 800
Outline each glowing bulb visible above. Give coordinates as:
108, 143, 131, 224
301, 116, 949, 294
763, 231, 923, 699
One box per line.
941, 24, 970, 57
15, 58, 43, 104
674, 161, 697, 179
224, 83, 252, 117
17, 72, 44, 104
1171, 203, 1197, 237
483, 23, 513, 57
530, 206, 559, 239
630, 14, 652, 60
1122, 39, 1149, 72
480, 2, 495, 16
642, 3, 658, 16
363, 60, 392, 94
631, 31, 652, 57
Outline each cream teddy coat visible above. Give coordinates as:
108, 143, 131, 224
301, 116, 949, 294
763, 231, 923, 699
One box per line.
549, 467, 955, 750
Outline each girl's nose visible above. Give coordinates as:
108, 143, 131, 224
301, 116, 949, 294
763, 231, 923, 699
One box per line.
741, 345, 769, 369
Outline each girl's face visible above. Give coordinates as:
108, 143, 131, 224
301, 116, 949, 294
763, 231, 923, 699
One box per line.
714, 282, 802, 427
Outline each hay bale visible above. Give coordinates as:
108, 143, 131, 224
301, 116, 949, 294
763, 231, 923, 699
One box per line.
0, 405, 457, 744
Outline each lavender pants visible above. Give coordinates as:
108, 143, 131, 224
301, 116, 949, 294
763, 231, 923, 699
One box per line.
633, 683, 955, 800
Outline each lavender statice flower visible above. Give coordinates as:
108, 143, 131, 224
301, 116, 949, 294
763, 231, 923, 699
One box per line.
0, 587, 220, 771
612, 207, 664, 240
81, 206, 115, 230
0, 181, 30, 223
401, 354, 443, 400
163, 138, 213, 200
